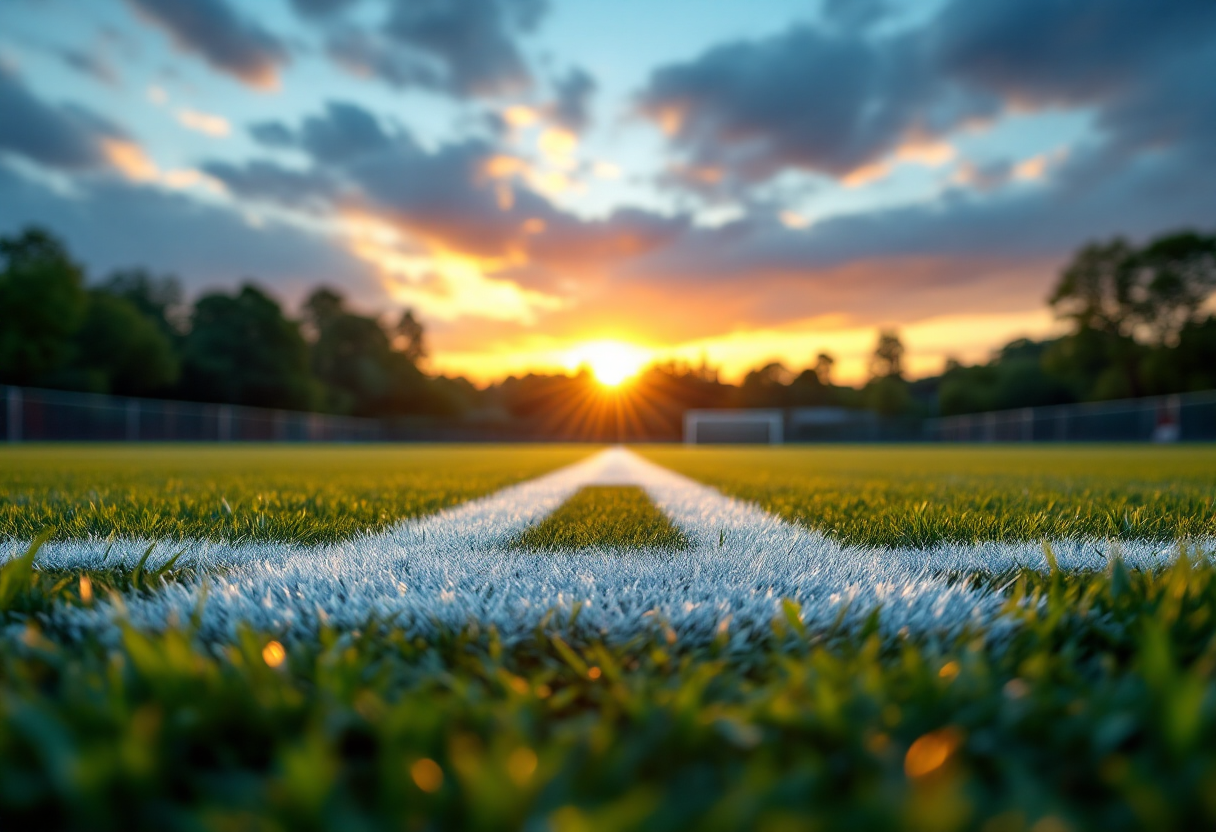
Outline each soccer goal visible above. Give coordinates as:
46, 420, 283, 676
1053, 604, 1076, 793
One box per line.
683, 409, 784, 444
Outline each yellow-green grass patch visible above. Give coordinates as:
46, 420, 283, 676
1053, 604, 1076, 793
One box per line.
0, 444, 597, 545
511, 485, 688, 550
638, 444, 1216, 547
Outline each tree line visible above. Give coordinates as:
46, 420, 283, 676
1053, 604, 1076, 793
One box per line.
1, 225, 1212, 429
0, 227, 467, 417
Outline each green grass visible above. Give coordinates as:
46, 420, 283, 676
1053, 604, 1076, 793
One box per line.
4, 545, 1216, 831
0, 444, 596, 544
639, 445, 1216, 547
5, 443, 1216, 830
511, 486, 689, 550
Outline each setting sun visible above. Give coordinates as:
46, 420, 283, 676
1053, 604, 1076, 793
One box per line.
566, 340, 651, 387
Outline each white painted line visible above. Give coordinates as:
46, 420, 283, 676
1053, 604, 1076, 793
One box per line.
5, 448, 1189, 645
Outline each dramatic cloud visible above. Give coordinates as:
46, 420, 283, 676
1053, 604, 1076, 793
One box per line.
0, 65, 123, 170
0, 161, 381, 305
221, 101, 680, 269
636, 26, 967, 190
202, 160, 340, 212
125, 0, 289, 88
639, 0, 1216, 192
549, 67, 596, 133
323, 0, 547, 98
932, 0, 1216, 107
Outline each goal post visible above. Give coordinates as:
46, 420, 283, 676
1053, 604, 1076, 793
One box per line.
683, 409, 784, 444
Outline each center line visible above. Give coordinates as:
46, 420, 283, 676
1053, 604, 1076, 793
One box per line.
13, 448, 1183, 645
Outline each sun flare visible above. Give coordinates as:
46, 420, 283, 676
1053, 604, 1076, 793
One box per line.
566, 340, 651, 387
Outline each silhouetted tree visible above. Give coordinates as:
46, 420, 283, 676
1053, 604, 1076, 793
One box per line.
394, 308, 427, 364
869, 329, 905, 379
739, 362, 792, 408
182, 284, 321, 410
303, 288, 444, 416
0, 227, 86, 385
813, 352, 835, 386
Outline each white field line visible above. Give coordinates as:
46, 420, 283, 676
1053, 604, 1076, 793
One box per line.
4, 448, 1190, 645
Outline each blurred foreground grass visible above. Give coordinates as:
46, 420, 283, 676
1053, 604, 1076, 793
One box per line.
0, 444, 595, 544
640, 445, 1216, 547
3, 541, 1216, 830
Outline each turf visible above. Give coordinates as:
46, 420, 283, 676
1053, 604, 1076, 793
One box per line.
4, 546, 1216, 831
0, 444, 596, 544
511, 486, 689, 550
638, 445, 1216, 547
4, 443, 1216, 830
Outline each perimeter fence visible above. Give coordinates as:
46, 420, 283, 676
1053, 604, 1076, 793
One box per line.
927, 390, 1216, 442
1, 385, 381, 442
5, 383, 1216, 444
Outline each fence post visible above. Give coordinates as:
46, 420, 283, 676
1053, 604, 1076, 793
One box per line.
6, 387, 21, 443
125, 398, 139, 441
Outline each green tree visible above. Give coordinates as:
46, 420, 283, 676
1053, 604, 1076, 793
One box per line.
72, 290, 180, 396
181, 284, 320, 410
0, 227, 86, 385
304, 288, 442, 416
100, 268, 186, 342
940, 340, 1074, 416
1126, 231, 1216, 346
738, 362, 791, 408
1047, 230, 1216, 399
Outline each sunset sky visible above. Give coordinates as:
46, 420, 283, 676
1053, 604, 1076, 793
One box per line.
2, 0, 1213, 384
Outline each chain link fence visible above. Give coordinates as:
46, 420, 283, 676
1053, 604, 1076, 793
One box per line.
2, 385, 382, 442
927, 390, 1216, 442
5, 384, 1216, 444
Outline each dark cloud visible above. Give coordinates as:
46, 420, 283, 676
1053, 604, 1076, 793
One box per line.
0, 161, 382, 307
932, 0, 1216, 107
288, 0, 360, 17
637, 26, 970, 188
639, 0, 1216, 192
248, 120, 296, 148
0, 65, 122, 170
202, 160, 340, 212
296, 101, 395, 162
125, 0, 289, 88
821, 0, 890, 31
216, 102, 681, 283
247, 102, 396, 162
58, 48, 121, 87
321, 0, 547, 98
549, 67, 596, 133
325, 27, 443, 90
634, 146, 1216, 293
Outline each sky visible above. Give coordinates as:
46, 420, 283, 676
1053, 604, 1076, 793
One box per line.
1, 0, 1214, 385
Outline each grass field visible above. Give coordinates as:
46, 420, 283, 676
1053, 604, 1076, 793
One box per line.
3, 443, 1216, 831
0, 444, 596, 543
641, 445, 1216, 547
511, 486, 689, 550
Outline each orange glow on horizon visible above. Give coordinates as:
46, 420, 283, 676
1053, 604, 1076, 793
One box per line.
565, 340, 652, 388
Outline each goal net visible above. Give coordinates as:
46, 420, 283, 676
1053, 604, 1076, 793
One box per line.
683, 409, 784, 444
